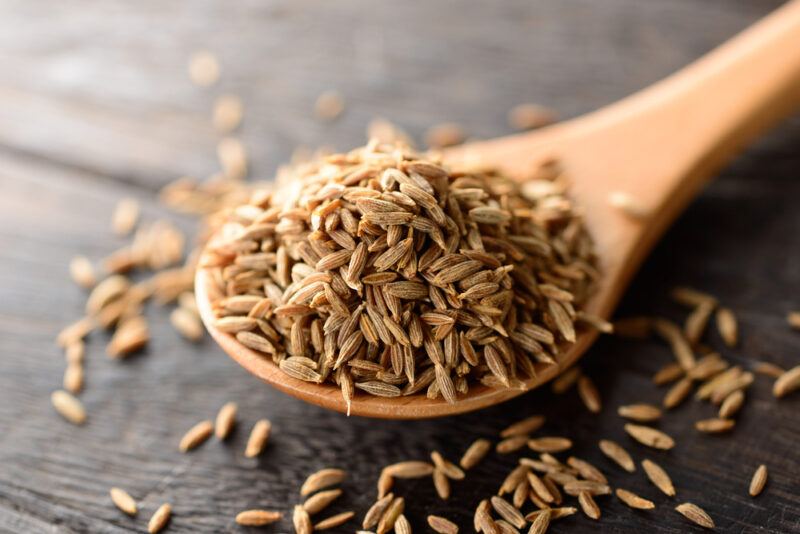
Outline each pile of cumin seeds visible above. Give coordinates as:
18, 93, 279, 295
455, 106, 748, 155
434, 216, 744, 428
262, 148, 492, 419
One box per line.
202, 141, 600, 407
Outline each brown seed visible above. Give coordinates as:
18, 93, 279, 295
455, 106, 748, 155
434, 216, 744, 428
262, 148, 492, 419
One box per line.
598, 439, 635, 473
528, 437, 573, 453
236, 509, 282, 526
244, 419, 272, 457
63, 363, 84, 394
653, 319, 695, 371
376, 496, 404, 534
433, 468, 450, 500
624, 424, 675, 450
528, 472, 555, 503
460, 438, 491, 470
427, 514, 459, 534
567, 456, 607, 484
315, 91, 344, 121
110, 487, 137, 516
51, 390, 86, 425
688, 353, 729, 380
431, 451, 465, 480
112, 198, 140, 236
663, 377, 694, 409
578, 491, 601, 520
684, 301, 715, 344
507, 103, 555, 130
301, 468, 346, 495
148, 503, 172, 534
695, 417, 735, 434
563, 480, 611, 497
551, 366, 582, 394
787, 311, 800, 330
293, 504, 312, 534
170, 307, 203, 341
773, 365, 800, 398
179, 420, 213, 452
675, 502, 714, 529
716, 307, 738, 347
214, 402, 237, 440
500, 414, 546, 438
527, 508, 551, 534
749, 464, 768, 497
577, 376, 602, 413
314, 511, 355, 530
615, 488, 655, 510
303, 488, 342, 515
497, 435, 529, 454
65, 341, 85, 364
642, 459, 675, 496
718, 390, 744, 419
362, 493, 394, 529
394, 514, 412, 534
617, 403, 662, 422
696, 366, 743, 400
671, 286, 717, 308
382, 461, 434, 479
213, 94, 243, 133
753, 361, 785, 379
188, 50, 219, 86
490, 496, 526, 529
652, 362, 685, 385
69, 256, 96, 288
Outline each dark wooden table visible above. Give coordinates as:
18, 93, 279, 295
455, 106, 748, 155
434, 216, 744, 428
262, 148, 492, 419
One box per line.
1, 1, 798, 532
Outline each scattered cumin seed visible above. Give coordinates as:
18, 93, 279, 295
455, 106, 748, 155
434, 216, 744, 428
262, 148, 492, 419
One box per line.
112, 198, 140, 236
433, 468, 450, 500
490, 496, 526, 529
179, 420, 213, 452
599, 439, 635, 472
567, 456, 607, 484
394, 514, 412, 534
188, 50, 220, 86
653, 318, 696, 371
376, 496, 404, 534
496, 435, 529, 454
528, 437, 573, 453
63, 363, 84, 394
608, 191, 648, 219
315, 91, 344, 121
69, 256, 96, 288
460, 438, 491, 470
615, 488, 655, 510
563, 480, 611, 497
431, 451, 464, 480
235, 509, 282, 526
110, 487, 137, 516
527, 508, 551, 534
577, 375, 602, 413
624, 424, 675, 450
213, 94, 243, 133
749, 464, 768, 497
214, 402, 237, 440
716, 307, 738, 347
617, 403, 662, 422
663, 377, 693, 409
773, 365, 800, 398
217, 137, 248, 180
147, 503, 172, 534
500, 414, 545, 438
718, 390, 744, 419
695, 417, 735, 434
685, 301, 715, 344
170, 307, 203, 341
787, 311, 800, 330
578, 491, 601, 520
671, 286, 717, 308
301, 468, 346, 496
244, 419, 271, 457
314, 511, 355, 530
51, 390, 86, 425
652, 362, 685, 385
293, 504, 312, 534
362, 493, 394, 529
507, 103, 556, 130
551, 366, 582, 394
642, 459, 675, 496
752, 361, 784, 379
383, 461, 434, 479
675, 502, 714, 529
427, 514, 459, 534
303, 488, 342, 515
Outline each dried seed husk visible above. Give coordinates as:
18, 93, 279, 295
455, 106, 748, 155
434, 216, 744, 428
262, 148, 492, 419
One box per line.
110, 487, 137, 516
578, 491, 601, 520
615, 488, 655, 510
528, 437, 572, 453
213, 94, 244, 133
709, 372, 753, 404
696, 366, 743, 400
293, 504, 313, 534
474, 499, 498, 534
624, 424, 675, 450
170, 307, 203, 341
716, 307, 738, 347
179, 420, 213, 452
773, 365, 800, 398
675, 502, 714, 529
425, 123, 465, 148
147, 503, 172, 534
460, 438, 491, 470
749, 464, 768, 497
490, 496, 526, 529
642, 459, 675, 496
598, 439, 635, 473
500, 415, 545, 438
301, 468, 346, 495
617, 404, 662, 422
688, 352, 728, 380
236, 509, 282, 526
427, 514, 458, 534
527, 508, 551, 534
526, 507, 576, 522
188, 50, 219, 86
362, 493, 394, 529
695, 417, 735, 434
244, 419, 271, 457
528, 472, 555, 503
51, 390, 86, 425
507, 103, 555, 130
314, 511, 355, 530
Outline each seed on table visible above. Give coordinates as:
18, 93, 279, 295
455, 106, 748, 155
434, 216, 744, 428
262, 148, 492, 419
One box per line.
507, 103, 555, 130
688, 353, 728, 380
567, 456, 607, 484
752, 361, 784, 378
303, 488, 342, 515
749, 464, 768, 497
527, 508, 551, 534
709, 371, 753, 404
773, 365, 800, 398
496, 435, 529, 454
551, 366, 582, 394
178, 420, 213, 452
563, 480, 611, 497
431, 451, 464, 480
427, 514, 459, 534
112, 198, 140, 236
433, 468, 450, 500
188, 50, 220, 86
63, 363, 84, 394
578, 491, 601, 520
652, 362, 685, 385
598, 439, 635, 472
235, 509, 282, 526
663, 377, 693, 409
624, 424, 675, 450
684, 301, 714, 344
362, 493, 394, 529
787, 311, 800, 330
57, 316, 95, 347
394, 514, 412, 534
170, 307, 203, 341
499, 465, 529, 496
653, 318, 695, 371
500, 415, 546, 438
577, 375, 602, 413
675, 502, 715, 529
293, 504, 312, 534
69, 255, 96, 288
618, 403, 662, 422
716, 307, 738, 347
51, 390, 86, 425
214, 402, 237, 440
314, 511, 355, 530
642, 459, 675, 496
65, 340, 85, 364
718, 390, 744, 419
376, 496, 404, 534
244, 419, 272, 457
460, 438, 491, 469
109, 487, 137, 516
695, 417, 735, 434
671, 286, 717, 308
528, 472, 555, 503
490, 496, 526, 529
608, 191, 649, 219
616, 488, 655, 510
382, 461, 434, 479
147, 503, 172, 534
300, 468, 346, 496
528, 437, 573, 453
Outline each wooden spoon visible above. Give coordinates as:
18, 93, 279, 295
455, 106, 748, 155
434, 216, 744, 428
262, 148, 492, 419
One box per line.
196, 0, 800, 419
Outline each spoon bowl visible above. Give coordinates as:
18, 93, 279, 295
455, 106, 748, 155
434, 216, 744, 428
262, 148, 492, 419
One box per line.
196, 0, 800, 419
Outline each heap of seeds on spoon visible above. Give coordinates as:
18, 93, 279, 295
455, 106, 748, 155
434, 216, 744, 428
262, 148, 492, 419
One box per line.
200, 140, 601, 410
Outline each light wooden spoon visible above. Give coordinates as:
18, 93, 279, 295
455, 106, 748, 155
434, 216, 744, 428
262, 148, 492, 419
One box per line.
196, 0, 800, 419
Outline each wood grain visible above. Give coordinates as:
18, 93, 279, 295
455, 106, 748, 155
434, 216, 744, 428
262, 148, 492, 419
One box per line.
0, 0, 798, 532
